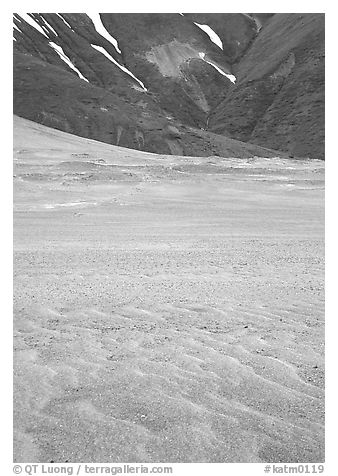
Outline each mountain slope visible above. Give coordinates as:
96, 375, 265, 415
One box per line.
13, 13, 324, 159
13, 13, 236, 128
208, 13, 325, 159
13, 13, 241, 157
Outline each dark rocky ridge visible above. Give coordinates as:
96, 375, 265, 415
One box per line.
13, 13, 324, 159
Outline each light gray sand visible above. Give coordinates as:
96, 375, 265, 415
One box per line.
13, 116, 324, 463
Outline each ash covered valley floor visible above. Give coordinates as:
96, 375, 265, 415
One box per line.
13, 117, 324, 463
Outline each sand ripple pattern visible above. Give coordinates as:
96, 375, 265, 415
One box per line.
14, 119, 324, 462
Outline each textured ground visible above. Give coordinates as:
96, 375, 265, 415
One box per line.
13, 118, 325, 463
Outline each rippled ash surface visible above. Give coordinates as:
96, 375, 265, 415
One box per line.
14, 118, 324, 463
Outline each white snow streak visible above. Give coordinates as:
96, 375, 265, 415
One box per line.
56, 14, 74, 31
199, 52, 236, 83
194, 23, 223, 50
91, 44, 147, 91
40, 16, 58, 36
13, 23, 22, 33
87, 13, 121, 53
49, 42, 89, 82
18, 13, 49, 38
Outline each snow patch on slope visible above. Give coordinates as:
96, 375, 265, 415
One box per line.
194, 23, 223, 50
13, 23, 22, 33
91, 44, 147, 91
87, 13, 121, 53
199, 52, 236, 83
13, 19, 22, 40
56, 14, 74, 31
49, 42, 89, 82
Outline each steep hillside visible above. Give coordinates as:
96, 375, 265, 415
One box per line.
13, 13, 324, 159
208, 13, 325, 159
13, 16, 284, 159
13, 13, 236, 129
13, 51, 175, 155
99, 13, 237, 126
